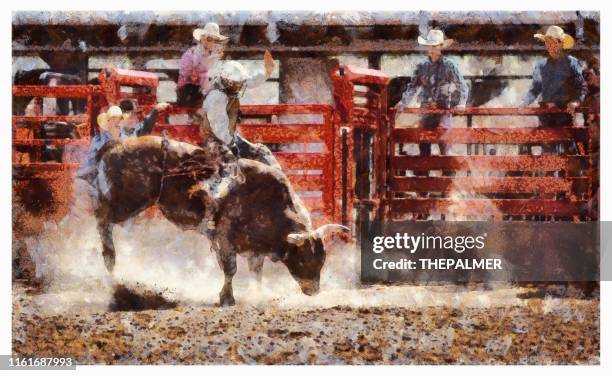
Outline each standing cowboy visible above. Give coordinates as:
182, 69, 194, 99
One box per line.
521, 25, 587, 155
395, 29, 469, 162
77, 101, 170, 185
177, 22, 274, 107
176, 22, 229, 107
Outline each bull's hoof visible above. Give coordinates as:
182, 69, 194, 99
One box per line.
219, 294, 236, 307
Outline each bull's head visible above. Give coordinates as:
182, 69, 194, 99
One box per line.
283, 224, 350, 296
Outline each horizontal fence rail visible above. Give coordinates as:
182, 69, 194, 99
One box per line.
12, 85, 97, 98
395, 107, 592, 116
239, 104, 337, 225
12, 162, 81, 178
391, 176, 589, 194
392, 127, 589, 144
391, 155, 589, 172
390, 199, 590, 217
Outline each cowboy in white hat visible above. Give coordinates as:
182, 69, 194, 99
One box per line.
521, 25, 587, 155
395, 28, 468, 177
176, 22, 229, 107
96, 105, 126, 139
117, 98, 170, 137
534, 25, 576, 51
77, 101, 170, 185
417, 29, 454, 49
176, 22, 274, 107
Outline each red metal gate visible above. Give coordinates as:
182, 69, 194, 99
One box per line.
12, 85, 96, 224
239, 104, 338, 225
384, 107, 595, 221
327, 65, 596, 226
330, 65, 391, 232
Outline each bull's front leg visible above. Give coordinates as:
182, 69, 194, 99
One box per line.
247, 254, 265, 284
215, 248, 237, 306
97, 221, 116, 272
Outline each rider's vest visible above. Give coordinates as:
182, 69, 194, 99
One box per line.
200, 81, 241, 144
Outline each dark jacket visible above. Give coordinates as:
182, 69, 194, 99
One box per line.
522, 54, 587, 106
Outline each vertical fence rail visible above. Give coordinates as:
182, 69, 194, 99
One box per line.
321, 107, 336, 222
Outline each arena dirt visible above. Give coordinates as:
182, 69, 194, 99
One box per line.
12, 281, 599, 365
12, 187, 600, 364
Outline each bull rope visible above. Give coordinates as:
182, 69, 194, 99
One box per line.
155, 138, 216, 205
154, 137, 170, 205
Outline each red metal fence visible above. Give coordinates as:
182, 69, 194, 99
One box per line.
12, 66, 599, 233
385, 107, 595, 221
12, 85, 96, 218
12, 82, 343, 227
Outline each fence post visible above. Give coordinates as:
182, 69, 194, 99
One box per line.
337, 125, 355, 227
322, 107, 335, 223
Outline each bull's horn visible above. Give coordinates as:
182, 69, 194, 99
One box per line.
287, 232, 309, 245
312, 224, 350, 239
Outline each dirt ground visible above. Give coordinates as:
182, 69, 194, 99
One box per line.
12, 282, 599, 365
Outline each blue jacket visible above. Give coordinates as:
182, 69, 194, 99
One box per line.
522, 55, 587, 106
398, 56, 469, 109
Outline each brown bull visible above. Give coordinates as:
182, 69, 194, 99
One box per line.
91, 135, 349, 306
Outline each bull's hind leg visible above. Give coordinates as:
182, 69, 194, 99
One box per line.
97, 221, 116, 272
247, 254, 265, 283
215, 247, 237, 306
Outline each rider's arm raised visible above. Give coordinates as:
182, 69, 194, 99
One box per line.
132, 109, 158, 137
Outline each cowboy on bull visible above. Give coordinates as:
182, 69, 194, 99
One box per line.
520, 25, 587, 155
197, 60, 279, 231
395, 29, 469, 163
77, 100, 170, 185
176, 23, 274, 229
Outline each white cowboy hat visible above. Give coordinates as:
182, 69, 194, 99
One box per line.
193, 22, 229, 43
97, 105, 127, 130
534, 25, 575, 49
218, 61, 249, 83
418, 29, 454, 48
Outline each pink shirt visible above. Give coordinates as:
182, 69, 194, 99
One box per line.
177, 46, 219, 92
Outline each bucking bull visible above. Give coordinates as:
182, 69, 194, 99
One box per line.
90, 135, 350, 306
